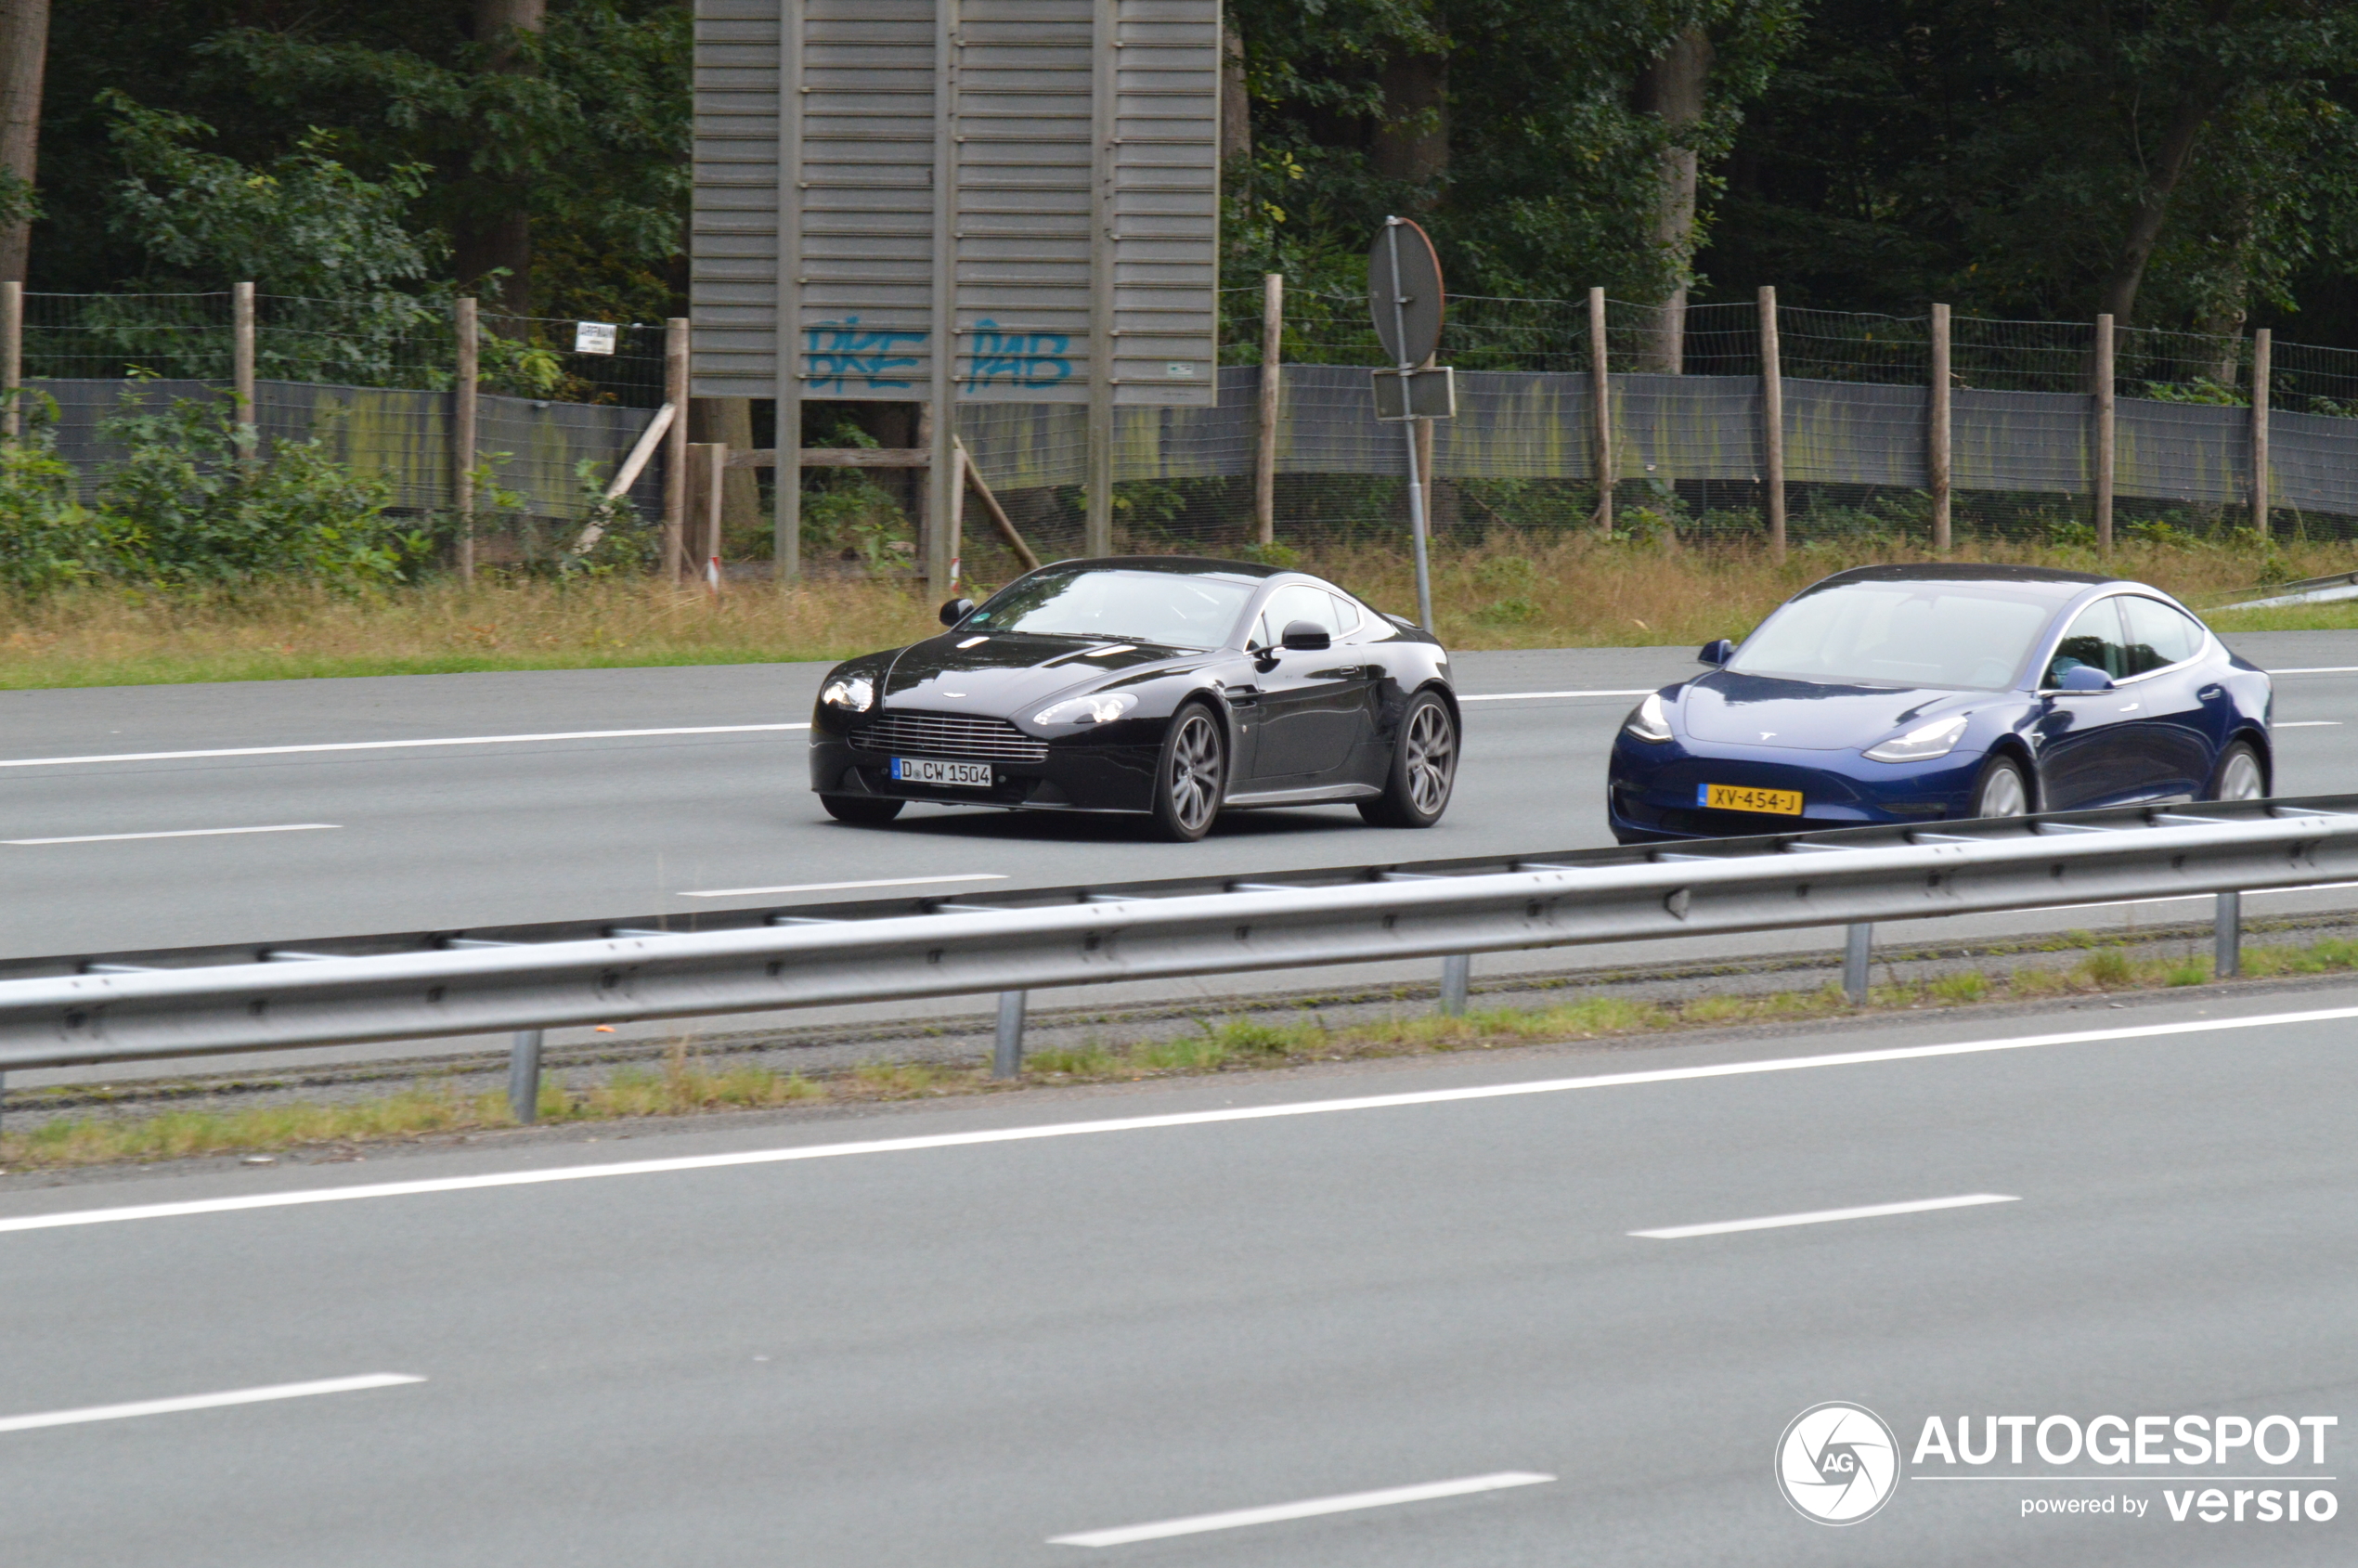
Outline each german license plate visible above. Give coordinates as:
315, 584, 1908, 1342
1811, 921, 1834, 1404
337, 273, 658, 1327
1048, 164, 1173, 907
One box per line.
892, 757, 993, 788
1700, 782, 1802, 815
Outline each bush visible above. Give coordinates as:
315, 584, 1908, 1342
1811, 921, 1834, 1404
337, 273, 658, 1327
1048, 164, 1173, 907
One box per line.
94, 390, 430, 590
0, 401, 125, 594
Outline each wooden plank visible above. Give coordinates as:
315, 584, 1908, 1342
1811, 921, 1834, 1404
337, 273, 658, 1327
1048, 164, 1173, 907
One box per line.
725, 447, 931, 469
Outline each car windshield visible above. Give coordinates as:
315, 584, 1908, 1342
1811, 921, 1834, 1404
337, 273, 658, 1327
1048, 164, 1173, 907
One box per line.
965, 569, 1255, 650
1728, 582, 2056, 690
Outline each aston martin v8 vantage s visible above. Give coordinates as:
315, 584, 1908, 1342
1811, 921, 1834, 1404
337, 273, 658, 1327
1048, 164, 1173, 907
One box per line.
1607, 564, 2273, 842
809, 557, 1460, 841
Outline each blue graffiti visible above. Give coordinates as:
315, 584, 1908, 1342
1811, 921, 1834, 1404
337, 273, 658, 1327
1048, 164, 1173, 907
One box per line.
804, 317, 926, 394
965, 319, 1073, 392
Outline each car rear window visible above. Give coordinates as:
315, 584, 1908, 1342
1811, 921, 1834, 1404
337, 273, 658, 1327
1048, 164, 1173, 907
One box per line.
1730, 583, 2054, 690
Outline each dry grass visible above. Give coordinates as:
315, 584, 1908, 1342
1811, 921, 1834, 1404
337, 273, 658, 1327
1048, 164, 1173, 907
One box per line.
0, 532, 2350, 690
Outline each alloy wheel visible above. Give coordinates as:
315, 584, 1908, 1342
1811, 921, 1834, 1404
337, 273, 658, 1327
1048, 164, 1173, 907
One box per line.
1168, 713, 1223, 833
1404, 701, 1457, 815
2219, 748, 2264, 800
1974, 763, 2028, 818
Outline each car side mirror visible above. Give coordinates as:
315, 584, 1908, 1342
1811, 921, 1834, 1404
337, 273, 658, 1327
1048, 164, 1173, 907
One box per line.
1280, 620, 1331, 652
939, 597, 975, 628
2054, 665, 2116, 692
1698, 638, 1735, 667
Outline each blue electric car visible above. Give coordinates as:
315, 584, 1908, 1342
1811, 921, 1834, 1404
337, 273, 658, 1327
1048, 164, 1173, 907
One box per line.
1607, 564, 2274, 843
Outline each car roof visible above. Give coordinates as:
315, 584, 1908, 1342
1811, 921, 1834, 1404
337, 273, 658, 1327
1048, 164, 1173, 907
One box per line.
1040, 555, 1285, 584
1807, 563, 2117, 598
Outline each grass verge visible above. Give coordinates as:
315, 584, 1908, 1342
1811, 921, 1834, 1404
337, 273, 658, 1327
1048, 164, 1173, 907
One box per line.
0, 532, 2351, 689
6, 936, 2354, 1173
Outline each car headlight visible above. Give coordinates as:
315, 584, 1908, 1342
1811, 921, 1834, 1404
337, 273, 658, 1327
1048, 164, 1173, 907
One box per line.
1033, 692, 1138, 727
1623, 692, 1673, 743
1864, 714, 1970, 762
821, 675, 875, 712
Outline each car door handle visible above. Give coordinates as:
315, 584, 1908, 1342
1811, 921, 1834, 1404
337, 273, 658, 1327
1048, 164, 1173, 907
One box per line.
2116, 702, 2140, 712
2199, 685, 2224, 700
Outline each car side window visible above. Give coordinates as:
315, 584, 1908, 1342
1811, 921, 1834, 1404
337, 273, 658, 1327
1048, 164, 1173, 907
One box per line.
1325, 591, 1362, 636
1254, 585, 1339, 648
2046, 599, 2129, 685
2119, 596, 2205, 675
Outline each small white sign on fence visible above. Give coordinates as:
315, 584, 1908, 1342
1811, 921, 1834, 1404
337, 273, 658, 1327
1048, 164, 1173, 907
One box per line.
573, 321, 618, 356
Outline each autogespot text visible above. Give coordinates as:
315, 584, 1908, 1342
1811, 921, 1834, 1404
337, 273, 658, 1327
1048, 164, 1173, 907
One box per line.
1911, 1413, 2339, 1525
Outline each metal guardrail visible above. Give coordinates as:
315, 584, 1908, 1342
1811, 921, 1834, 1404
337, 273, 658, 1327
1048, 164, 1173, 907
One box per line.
1, 796, 2355, 1126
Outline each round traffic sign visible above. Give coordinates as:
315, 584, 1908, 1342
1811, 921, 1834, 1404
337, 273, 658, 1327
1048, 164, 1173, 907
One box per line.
1368, 217, 1445, 369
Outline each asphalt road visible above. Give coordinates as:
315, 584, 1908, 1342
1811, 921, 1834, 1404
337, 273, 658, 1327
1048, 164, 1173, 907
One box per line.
3, 984, 2351, 1565
1, 632, 2353, 960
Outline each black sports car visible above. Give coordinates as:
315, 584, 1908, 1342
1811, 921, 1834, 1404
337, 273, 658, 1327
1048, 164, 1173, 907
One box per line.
808, 557, 1459, 840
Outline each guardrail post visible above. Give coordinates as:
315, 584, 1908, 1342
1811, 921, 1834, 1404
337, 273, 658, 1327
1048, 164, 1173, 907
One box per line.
993, 991, 1028, 1078
2214, 891, 2242, 978
509, 1030, 544, 1123
1439, 952, 1471, 1017
1843, 923, 1872, 1004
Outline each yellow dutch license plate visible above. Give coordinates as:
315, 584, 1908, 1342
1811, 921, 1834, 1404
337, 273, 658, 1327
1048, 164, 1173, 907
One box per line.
1699, 783, 1803, 816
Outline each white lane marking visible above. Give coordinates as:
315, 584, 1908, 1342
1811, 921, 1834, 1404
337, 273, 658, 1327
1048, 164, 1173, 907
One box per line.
679, 873, 1009, 899
1459, 689, 1652, 702
1049, 1472, 1556, 1548
3, 823, 340, 846
2268, 667, 2358, 675
0, 724, 808, 771
5, 1003, 2355, 1238
0, 1373, 423, 1434
1630, 1193, 2019, 1240
2275, 720, 2341, 727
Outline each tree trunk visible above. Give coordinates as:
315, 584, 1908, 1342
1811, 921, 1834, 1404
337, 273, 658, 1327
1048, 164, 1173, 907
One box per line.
0, 0, 49, 285
687, 396, 760, 544
1633, 27, 1713, 373
2098, 0, 2237, 325
458, 0, 547, 318
1371, 50, 1448, 193
1220, 22, 1250, 166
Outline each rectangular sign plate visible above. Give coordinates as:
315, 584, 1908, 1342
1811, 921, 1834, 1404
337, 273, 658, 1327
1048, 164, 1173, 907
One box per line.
1699, 783, 1803, 816
893, 758, 994, 788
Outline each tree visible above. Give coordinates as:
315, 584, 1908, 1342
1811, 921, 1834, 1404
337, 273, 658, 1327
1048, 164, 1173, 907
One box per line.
0, 0, 47, 282
1703, 0, 2358, 333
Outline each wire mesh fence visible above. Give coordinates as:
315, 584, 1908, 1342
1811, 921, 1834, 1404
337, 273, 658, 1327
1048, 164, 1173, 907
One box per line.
10, 282, 2358, 572
15, 292, 667, 404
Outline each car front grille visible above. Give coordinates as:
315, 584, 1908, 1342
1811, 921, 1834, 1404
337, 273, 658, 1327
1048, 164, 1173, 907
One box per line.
849, 710, 1048, 763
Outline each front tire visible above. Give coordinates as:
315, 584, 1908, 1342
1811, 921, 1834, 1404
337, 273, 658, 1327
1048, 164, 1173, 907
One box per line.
2205, 740, 2266, 801
1148, 704, 1226, 842
820, 795, 904, 825
1359, 689, 1458, 827
1966, 755, 2030, 820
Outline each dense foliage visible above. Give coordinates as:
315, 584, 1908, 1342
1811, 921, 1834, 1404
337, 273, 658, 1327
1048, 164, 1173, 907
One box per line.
13, 0, 2358, 340
0, 391, 431, 595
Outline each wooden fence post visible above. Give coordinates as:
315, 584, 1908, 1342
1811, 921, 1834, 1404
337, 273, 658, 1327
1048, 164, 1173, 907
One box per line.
0, 279, 19, 439
2250, 327, 2272, 538
1928, 303, 1952, 552
231, 280, 256, 463
1588, 286, 1613, 536
1255, 272, 1281, 547
2093, 313, 2115, 555
1759, 285, 1785, 562
454, 297, 478, 584
663, 317, 690, 585
691, 441, 725, 592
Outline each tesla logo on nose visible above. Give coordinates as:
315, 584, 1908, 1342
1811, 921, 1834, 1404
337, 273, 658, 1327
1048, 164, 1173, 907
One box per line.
1760, 731, 1777, 741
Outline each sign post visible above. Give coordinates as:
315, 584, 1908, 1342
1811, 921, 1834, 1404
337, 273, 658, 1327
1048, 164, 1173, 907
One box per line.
1368, 216, 1452, 630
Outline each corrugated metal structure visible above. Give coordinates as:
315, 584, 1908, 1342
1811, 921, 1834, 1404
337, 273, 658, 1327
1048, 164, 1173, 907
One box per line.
691, 0, 1220, 406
